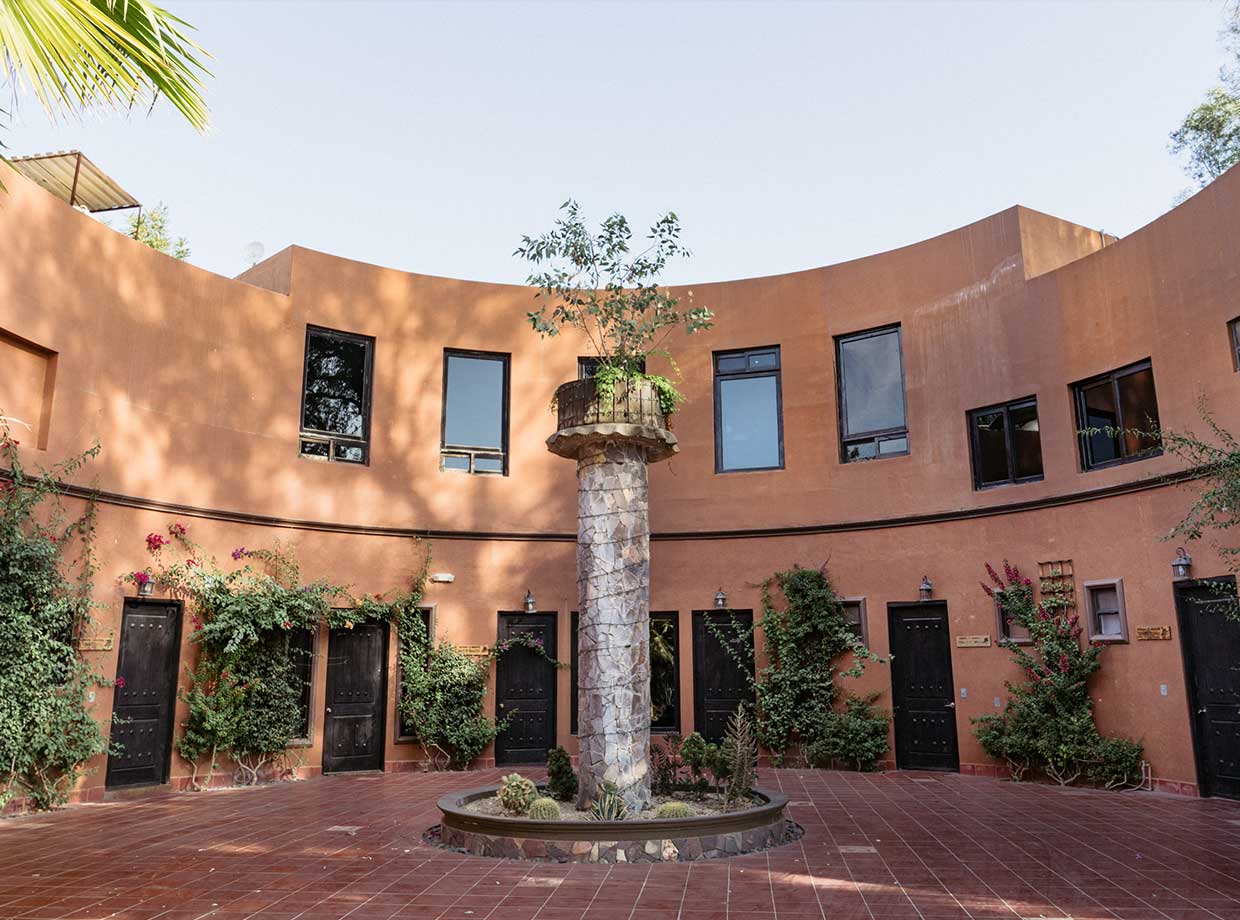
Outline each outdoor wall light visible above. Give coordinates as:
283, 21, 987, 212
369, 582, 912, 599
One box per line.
919, 575, 933, 601
1172, 547, 1193, 580
714, 588, 728, 609
137, 580, 154, 597
430, 572, 455, 584
523, 589, 537, 613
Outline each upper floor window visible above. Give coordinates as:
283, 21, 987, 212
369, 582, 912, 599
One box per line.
1072, 359, 1160, 471
579, 356, 644, 379
835, 325, 908, 462
299, 326, 373, 464
441, 350, 509, 475
713, 347, 783, 472
1230, 318, 1240, 371
967, 397, 1043, 489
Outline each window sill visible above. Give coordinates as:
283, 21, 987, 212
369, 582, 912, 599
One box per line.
975, 476, 1045, 492
715, 464, 784, 475
1088, 635, 1128, 645
1081, 449, 1162, 473
998, 638, 1034, 647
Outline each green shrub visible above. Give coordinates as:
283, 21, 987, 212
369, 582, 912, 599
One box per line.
0, 432, 110, 811
546, 746, 578, 801
973, 561, 1143, 788
399, 632, 498, 770
651, 734, 685, 794
527, 796, 561, 820
806, 694, 890, 772
587, 781, 627, 820
722, 705, 757, 807
497, 773, 537, 814
656, 801, 692, 818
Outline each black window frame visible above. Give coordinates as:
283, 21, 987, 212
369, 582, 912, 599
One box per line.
440, 348, 511, 476
1230, 318, 1240, 372
578, 356, 644, 379
1071, 359, 1162, 472
288, 626, 317, 743
650, 611, 681, 734
571, 610, 680, 734
712, 345, 785, 474
298, 325, 375, 466
834, 324, 909, 464
966, 396, 1044, 490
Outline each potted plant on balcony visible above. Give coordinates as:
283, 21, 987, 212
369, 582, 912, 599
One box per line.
517, 201, 713, 812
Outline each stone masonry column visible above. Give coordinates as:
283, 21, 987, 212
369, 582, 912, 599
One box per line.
575, 440, 651, 811
547, 378, 679, 814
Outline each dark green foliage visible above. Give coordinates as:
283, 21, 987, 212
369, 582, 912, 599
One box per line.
972, 561, 1143, 788
651, 733, 684, 795
1170, 8, 1240, 188
545, 746, 578, 801
0, 429, 109, 810
705, 565, 883, 765
587, 781, 627, 820
805, 694, 890, 772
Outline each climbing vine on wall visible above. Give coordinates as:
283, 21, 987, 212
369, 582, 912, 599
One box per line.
0, 425, 111, 810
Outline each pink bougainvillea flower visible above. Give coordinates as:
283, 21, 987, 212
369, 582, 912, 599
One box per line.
186, 558, 198, 568
979, 581, 994, 598
132, 571, 150, 585
984, 562, 1004, 588
168, 522, 188, 537
281, 620, 292, 629
146, 532, 169, 553
115, 676, 126, 689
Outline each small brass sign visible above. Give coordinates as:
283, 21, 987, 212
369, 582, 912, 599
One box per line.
1136, 625, 1171, 641
77, 635, 114, 651
956, 635, 991, 648
459, 645, 491, 658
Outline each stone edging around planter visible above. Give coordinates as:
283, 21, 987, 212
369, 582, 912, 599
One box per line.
431, 785, 799, 863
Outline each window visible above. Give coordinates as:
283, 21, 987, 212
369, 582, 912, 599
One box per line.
0, 328, 56, 450
396, 607, 435, 741
650, 612, 680, 732
579, 356, 644, 379
570, 611, 579, 735
835, 325, 908, 462
1084, 579, 1128, 643
288, 627, 316, 741
995, 599, 1032, 645
967, 397, 1044, 489
1073, 360, 1161, 470
1230, 318, 1240, 371
840, 597, 868, 647
713, 347, 783, 472
299, 326, 374, 464
441, 350, 509, 475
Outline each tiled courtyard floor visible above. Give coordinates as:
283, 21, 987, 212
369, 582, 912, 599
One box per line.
1, 768, 1239, 920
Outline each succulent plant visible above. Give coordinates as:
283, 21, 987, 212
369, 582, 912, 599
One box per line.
527, 797, 561, 820
497, 773, 537, 815
656, 801, 693, 819
587, 781, 628, 821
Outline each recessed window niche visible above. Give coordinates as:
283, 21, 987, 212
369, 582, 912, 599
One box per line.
0, 328, 57, 449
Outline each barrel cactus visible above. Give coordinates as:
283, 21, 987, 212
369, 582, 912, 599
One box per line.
656, 801, 693, 819
497, 773, 537, 815
527, 797, 562, 820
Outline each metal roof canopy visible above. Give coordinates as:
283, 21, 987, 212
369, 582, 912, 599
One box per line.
9, 150, 140, 213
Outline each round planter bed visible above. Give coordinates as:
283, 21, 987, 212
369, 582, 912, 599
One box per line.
431, 785, 799, 863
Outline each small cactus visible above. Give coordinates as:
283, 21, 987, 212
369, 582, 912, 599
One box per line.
527, 797, 562, 820
656, 801, 693, 819
497, 773, 537, 815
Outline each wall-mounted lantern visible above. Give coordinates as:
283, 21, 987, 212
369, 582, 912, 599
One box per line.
523, 589, 537, 613
714, 588, 728, 609
919, 575, 933, 601
137, 579, 154, 597
1172, 547, 1193, 580
430, 572, 455, 584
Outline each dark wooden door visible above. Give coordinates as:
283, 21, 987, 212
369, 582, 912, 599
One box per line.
106, 599, 182, 789
888, 602, 959, 771
323, 622, 388, 773
495, 612, 557, 765
692, 610, 755, 744
1175, 577, 1240, 799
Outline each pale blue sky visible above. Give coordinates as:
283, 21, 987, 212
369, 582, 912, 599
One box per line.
7, 0, 1233, 283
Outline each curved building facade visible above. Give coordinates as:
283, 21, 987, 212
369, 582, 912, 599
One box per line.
3, 163, 1239, 801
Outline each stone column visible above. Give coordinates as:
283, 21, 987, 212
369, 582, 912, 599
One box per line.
575, 440, 652, 812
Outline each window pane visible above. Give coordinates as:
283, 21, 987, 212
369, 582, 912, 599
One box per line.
441, 454, 470, 472
1081, 381, 1121, 465
1009, 403, 1043, 479
841, 602, 864, 640
1098, 612, 1123, 637
474, 455, 504, 473
845, 439, 878, 462
444, 355, 504, 449
289, 628, 315, 739
748, 351, 778, 370
839, 330, 906, 436
302, 333, 368, 436
650, 614, 678, 730
1117, 367, 1159, 455
719, 375, 780, 470
716, 354, 748, 374
878, 435, 908, 455
300, 439, 329, 459
1091, 586, 1119, 614
578, 357, 602, 379
973, 410, 1009, 484
335, 443, 366, 464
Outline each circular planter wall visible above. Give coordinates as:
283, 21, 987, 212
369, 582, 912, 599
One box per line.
432, 785, 799, 863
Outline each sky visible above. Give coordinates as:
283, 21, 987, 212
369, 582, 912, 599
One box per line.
5, 0, 1234, 284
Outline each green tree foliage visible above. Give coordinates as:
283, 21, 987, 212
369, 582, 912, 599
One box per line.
516, 200, 714, 414
972, 562, 1142, 787
806, 694, 890, 772
0, 424, 109, 810
545, 745, 578, 801
122, 203, 190, 260
1171, 6, 1240, 187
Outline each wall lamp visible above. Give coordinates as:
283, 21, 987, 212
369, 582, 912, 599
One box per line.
524, 589, 537, 613
430, 572, 455, 584
1172, 547, 1193, 580
714, 588, 728, 609
919, 575, 933, 601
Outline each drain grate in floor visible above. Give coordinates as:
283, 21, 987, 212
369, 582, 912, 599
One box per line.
324, 825, 362, 833
837, 845, 878, 854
